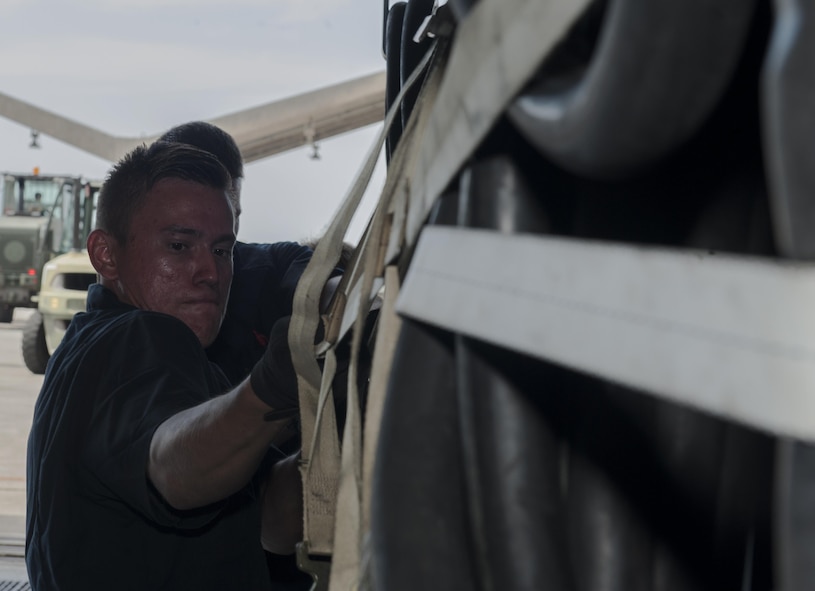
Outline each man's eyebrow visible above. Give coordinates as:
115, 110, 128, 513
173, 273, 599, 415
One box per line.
161, 225, 235, 244
162, 224, 199, 236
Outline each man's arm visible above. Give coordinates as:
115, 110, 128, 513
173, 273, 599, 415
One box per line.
148, 378, 295, 511
148, 269, 340, 512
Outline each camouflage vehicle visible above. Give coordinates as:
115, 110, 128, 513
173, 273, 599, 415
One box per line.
0, 171, 71, 323
0, 174, 101, 373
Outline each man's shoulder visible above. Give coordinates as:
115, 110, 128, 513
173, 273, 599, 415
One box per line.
69, 305, 201, 358
84, 285, 195, 336
50, 307, 209, 392
234, 240, 312, 271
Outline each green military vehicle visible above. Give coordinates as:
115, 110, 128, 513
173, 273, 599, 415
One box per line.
0, 171, 67, 323
0, 172, 100, 373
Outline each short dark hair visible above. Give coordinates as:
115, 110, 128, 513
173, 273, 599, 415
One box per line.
158, 121, 244, 181
97, 141, 232, 246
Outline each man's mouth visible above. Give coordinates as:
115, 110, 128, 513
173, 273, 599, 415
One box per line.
186, 298, 219, 307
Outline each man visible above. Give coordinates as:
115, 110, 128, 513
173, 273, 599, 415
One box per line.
158, 121, 341, 590
29, 192, 43, 215
26, 142, 303, 590
158, 122, 337, 387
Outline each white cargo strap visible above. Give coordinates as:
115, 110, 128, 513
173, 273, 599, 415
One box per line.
327, 42, 449, 588
360, 266, 402, 535
398, 227, 815, 443
288, 37, 442, 563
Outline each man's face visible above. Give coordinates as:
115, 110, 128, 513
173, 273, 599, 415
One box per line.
111, 178, 235, 347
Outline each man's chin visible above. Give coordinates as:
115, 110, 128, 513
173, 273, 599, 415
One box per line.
182, 317, 221, 348
197, 324, 221, 348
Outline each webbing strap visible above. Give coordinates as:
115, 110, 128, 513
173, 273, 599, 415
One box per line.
398, 227, 815, 442
361, 266, 402, 534
288, 35, 441, 558
327, 42, 449, 586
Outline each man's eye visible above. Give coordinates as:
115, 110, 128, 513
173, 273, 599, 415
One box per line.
214, 248, 232, 258
170, 242, 186, 251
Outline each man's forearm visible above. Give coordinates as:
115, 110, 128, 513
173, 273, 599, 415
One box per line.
148, 379, 295, 510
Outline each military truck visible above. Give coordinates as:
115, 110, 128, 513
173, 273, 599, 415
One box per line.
0, 173, 101, 373
0, 171, 69, 323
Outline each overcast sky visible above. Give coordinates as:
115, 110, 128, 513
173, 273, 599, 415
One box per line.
0, 0, 387, 245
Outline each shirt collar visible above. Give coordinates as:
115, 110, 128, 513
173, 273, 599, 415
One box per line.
86, 283, 137, 313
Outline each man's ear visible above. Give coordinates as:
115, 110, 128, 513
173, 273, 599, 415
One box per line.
87, 229, 120, 281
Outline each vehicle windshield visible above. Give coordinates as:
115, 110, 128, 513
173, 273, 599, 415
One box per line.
1, 175, 65, 216
56, 182, 100, 253
1, 175, 100, 253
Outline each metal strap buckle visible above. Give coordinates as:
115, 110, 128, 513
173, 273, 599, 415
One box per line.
296, 541, 332, 591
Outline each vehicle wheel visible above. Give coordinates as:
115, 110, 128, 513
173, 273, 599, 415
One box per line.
507, 0, 758, 180
22, 310, 50, 375
0, 305, 13, 323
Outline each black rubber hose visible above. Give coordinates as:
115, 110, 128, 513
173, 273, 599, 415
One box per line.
370, 320, 476, 591
400, 0, 435, 130
452, 152, 566, 591
775, 440, 815, 590
508, 0, 758, 180
565, 384, 657, 591
385, 2, 407, 164
456, 337, 573, 591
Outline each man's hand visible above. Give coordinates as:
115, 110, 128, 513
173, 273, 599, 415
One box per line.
250, 316, 300, 416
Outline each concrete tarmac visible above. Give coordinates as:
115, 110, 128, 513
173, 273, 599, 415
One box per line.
0, 308, 42, 584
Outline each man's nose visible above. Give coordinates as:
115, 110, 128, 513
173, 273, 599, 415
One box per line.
193, 249, 220, 285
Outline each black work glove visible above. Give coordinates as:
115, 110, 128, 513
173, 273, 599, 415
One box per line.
250, 316, 300, 420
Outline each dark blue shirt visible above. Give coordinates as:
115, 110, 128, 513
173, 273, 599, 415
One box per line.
26, 284, 272, 590
206, 241, 314, 386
